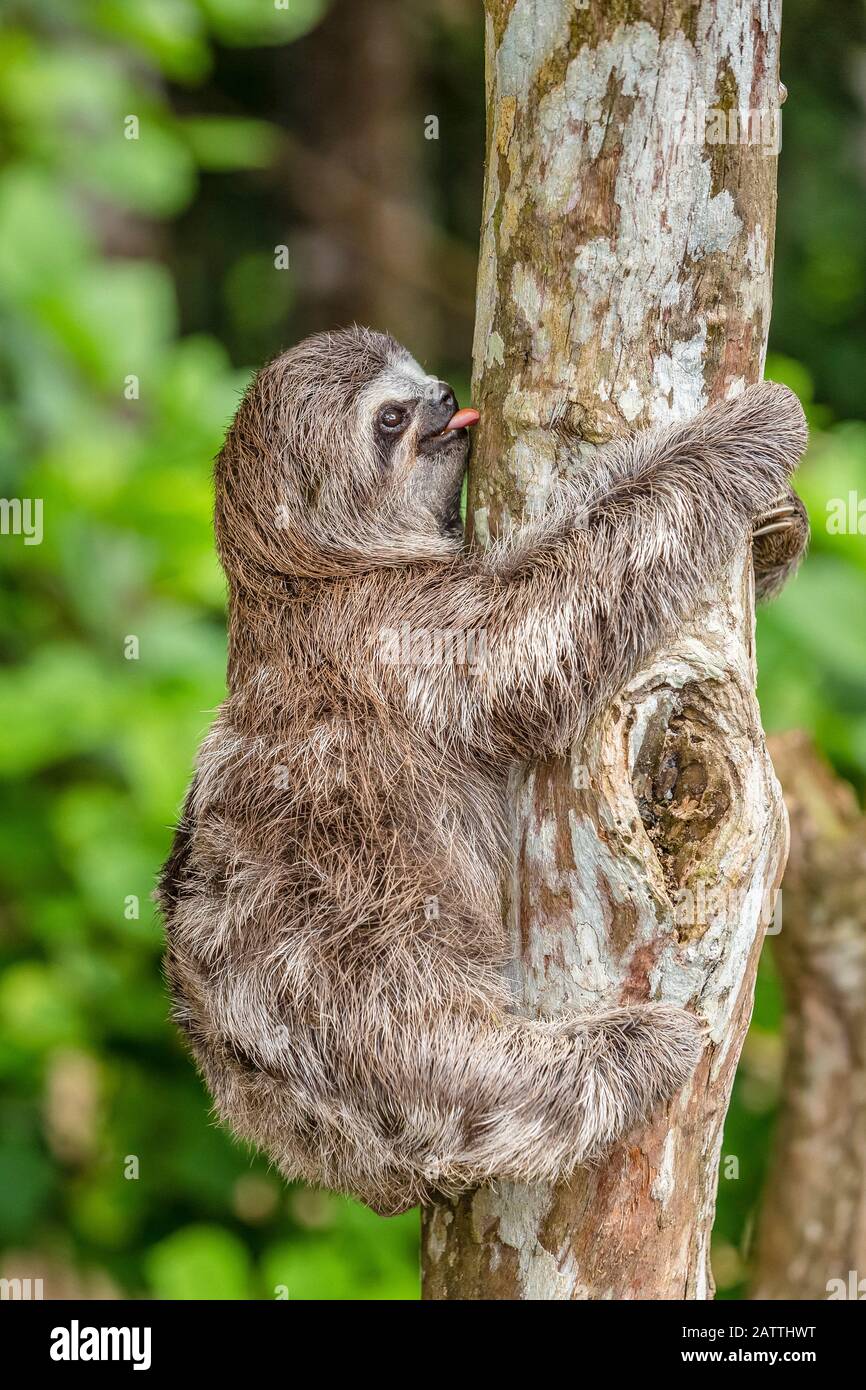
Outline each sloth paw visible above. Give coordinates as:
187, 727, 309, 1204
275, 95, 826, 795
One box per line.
576, 1002, 706, 1157
752, 488, 809, 600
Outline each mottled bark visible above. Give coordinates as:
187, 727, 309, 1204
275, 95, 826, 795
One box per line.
422, 0, 787, 1300
751, 732, 866, 1302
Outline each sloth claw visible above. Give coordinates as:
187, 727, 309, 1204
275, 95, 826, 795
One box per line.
753, 519, 795, 538
753, 502, 798, 538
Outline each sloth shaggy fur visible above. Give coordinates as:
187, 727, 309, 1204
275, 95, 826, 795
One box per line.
158, 326, 809, 1215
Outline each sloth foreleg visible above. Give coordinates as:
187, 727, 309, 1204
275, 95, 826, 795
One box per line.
392, 383, 808, 758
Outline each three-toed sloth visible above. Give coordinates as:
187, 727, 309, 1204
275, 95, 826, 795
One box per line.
158, 326, 808, 1215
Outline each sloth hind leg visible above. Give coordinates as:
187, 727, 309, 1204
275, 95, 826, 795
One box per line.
203, 998, 704, 1214
335, 1000, 705, 1211
432, 1002, 704, 1190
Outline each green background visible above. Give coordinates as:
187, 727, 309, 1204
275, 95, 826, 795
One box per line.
0, 0, 863, 1300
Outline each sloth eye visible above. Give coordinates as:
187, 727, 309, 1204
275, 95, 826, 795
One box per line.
378, 405, 408, 432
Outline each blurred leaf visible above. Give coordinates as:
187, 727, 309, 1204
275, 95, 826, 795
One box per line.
51, 786, 160, 936
796, 423, 866, 572
181, 116, 280, 171
0, 1139, 54, 1242
77, 120, 198, 218
196, 0, 328, 47
38, 260, 177, 388
767, 555, 866, 686
765, 352, 814, 404
0, 167, 91, 298
145, 1224, 254, 1299
0, 646, 117, 776
91, 0, 211, 83
260, 1238, 358, 1301
0, 963, 84, 1049
224, 253, 294, 338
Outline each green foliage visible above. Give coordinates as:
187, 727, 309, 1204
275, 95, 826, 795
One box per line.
772, 0, 866, 419
0, 0, 864, 1301
0, 0, 421, 1303
758, 356, 866, 784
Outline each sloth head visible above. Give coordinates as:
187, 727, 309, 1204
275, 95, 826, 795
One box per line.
215, 326, 479, 586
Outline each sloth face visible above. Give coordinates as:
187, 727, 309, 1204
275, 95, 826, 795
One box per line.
358, 352, 479, 535
215, 327, 479, 583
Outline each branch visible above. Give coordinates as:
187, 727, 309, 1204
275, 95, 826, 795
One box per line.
751, 732, 866, 1301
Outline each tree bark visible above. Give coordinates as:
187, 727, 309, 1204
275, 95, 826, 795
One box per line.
751, 732, 866, 1301
422, 0, 787, 1300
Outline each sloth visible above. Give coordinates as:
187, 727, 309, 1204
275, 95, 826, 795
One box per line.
158, 326, 809, 1215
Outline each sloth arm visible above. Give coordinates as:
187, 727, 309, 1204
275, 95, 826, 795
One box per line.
378, 382, 807, 759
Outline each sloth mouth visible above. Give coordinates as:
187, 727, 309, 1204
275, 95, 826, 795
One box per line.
422, 408, 481, 448
442, 407, 481, 433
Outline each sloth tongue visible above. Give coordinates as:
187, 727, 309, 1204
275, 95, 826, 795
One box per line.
442, 407, 481, 432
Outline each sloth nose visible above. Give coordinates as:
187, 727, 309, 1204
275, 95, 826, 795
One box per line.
420, 381, 463, 441
434, 382, 457, 414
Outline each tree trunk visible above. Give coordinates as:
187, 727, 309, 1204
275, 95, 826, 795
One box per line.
422, 0, 787, 1300
751, 732, 866, 1301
